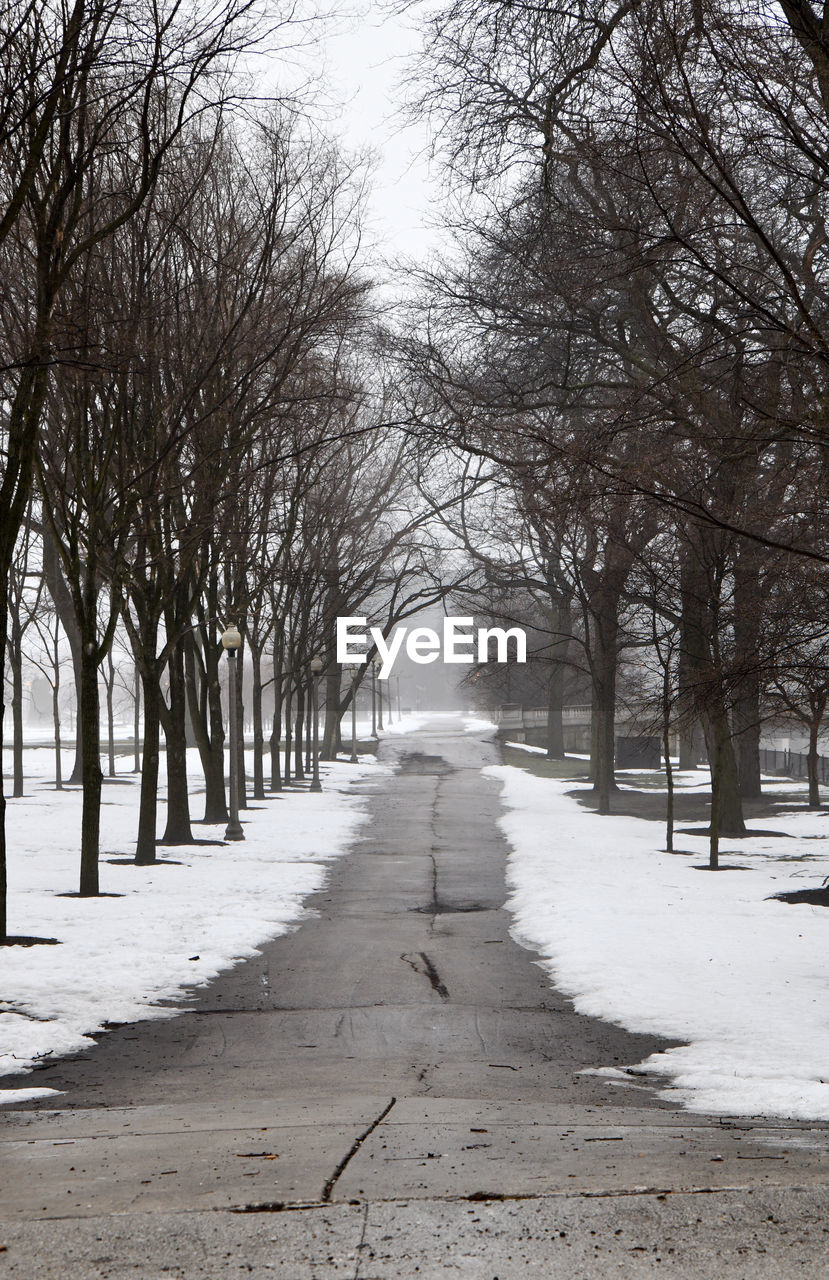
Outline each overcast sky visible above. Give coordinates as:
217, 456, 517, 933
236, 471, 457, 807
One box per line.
317, 2, 444, 270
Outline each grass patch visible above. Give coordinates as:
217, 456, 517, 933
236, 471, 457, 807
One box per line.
502, 748, 816, 828
501, 746, 589, 781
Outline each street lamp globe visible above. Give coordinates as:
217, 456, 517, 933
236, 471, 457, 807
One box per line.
221, 623, 242, 651
310, 654, 324, 674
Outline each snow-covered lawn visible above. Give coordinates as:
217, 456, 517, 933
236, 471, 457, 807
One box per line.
0, 746, 388, 1104
489, 763, 829, 1122
377, 712, 434, 736
463, 715, 496, 733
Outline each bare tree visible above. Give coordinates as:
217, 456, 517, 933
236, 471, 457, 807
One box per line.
0, 0, 272, 937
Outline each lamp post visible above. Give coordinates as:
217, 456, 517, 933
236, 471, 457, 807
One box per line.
310, 654, 323, 792
371, 660, 377, 737
349, 665, 359, 763
221, 624, 244, 840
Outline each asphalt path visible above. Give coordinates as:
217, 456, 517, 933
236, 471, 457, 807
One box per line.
2, 719, 829, 1277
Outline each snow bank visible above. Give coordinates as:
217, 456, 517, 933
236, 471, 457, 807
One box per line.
487, 764, 829, 1121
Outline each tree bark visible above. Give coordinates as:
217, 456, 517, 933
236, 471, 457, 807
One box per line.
733, 549, 762, 797
135, 669, 161, 865
133, 665, 141, 772
702, 703, 746, 837
305, 680, 313, 773
43, 529, 84, 784
269, 651, 283, 791
52, 638, 63, 790
590, 600, 618, 814
250, 639, 266, 800
681, 550, 746, 837
105, 651, 116, 777
283, 685, 292, 785
161, 640, 193, 843
9, 609, 24, 797
294, 682, 306, 780
79, 626, 102, 896
807, 717, 822, 808
184, 633, 227, 823
321, 667, 341, 760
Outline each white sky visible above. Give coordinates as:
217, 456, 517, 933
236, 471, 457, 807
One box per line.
261, 0, 444, 280
321, 3, 441, 268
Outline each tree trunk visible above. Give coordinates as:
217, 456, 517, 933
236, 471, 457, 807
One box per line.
79, 625, 102, 896
663, 671, 674, 853
135, 670, 161, 865
43, 530, 84, 785
161, 641, 193, 844
206, 644, 228, 820
807, 718, 822, 808
305, 680, 313, 773
591, 603, 618, 814
733, 549, 762, 798
270, 654, 283, 792
294, 682, 306, 780
9, 611, 24, 797
185, 633, 227, 823
702, 704, 746, 837
133, 665, 141, 772
105, 651, 116, 777
681, 550, 745, 837
250, 640, 266, 800
52, 653, 62, 790
283, 685, 292, 785
321, 667, 341, 760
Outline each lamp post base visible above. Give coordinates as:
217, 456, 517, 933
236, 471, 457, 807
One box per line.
224, 820, 245, 841
309, 779, 322, 792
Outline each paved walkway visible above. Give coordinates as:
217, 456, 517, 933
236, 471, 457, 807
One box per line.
2, 721, 829, 1276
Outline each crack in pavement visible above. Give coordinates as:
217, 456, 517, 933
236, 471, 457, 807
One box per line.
352, 1200, 370, 1280
400, 952, 450, 1000
229, 1180, 780, 1217
321, 1097, 397, 1203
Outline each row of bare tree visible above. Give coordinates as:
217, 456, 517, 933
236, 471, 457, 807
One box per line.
0, 1, 456, 942
395, 0, 829, 864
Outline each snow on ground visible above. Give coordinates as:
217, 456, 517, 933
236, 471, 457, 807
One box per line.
487, 763, 829, 1121
463, 716, 496, 733
379, 712, 434, 736
0, 745, 389, 1103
